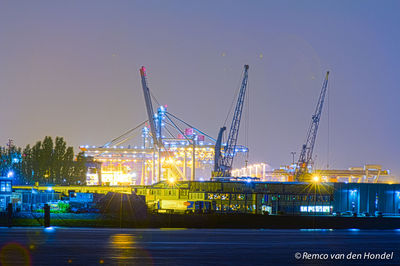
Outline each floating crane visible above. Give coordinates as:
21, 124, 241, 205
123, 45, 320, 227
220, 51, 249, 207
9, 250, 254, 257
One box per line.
213, 65, 249, 177
295, 71, 330, 181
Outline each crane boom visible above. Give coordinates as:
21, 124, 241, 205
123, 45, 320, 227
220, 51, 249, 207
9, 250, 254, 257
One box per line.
295, 71, 330, 181
140, 66, 159, 147
213, 65, 249, 177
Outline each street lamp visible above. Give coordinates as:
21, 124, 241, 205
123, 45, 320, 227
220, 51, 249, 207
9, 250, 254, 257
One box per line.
167, 177, 176, 185
290, 152, 296, 165
312, 175, 321, 183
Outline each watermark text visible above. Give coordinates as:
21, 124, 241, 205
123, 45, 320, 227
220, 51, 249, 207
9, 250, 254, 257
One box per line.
294, 251, 394, 261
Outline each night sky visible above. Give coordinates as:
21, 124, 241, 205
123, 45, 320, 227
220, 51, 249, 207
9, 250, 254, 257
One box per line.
0, 1, 399, 175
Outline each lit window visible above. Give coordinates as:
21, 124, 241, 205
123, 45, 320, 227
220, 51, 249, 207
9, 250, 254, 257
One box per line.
301, 205, 332, 213
5, 182, 11, 192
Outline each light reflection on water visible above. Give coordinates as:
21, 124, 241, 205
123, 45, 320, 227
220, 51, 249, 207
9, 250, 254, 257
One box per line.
110, 234, 135, 248
0, 228, 400, 265
109, 234, 153, 264
299, 229, 334, 231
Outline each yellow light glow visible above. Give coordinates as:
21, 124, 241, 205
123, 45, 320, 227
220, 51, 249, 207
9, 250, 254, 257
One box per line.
168, 177, 176, 184
312, 175, 321, 183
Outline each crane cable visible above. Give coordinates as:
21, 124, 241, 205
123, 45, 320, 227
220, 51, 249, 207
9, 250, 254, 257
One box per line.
101, 120, 148, 148
223, 69, 245, 145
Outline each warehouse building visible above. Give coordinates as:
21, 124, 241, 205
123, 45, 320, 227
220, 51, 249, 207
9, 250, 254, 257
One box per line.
333, 183, 400, 215
134, 181, 400, 216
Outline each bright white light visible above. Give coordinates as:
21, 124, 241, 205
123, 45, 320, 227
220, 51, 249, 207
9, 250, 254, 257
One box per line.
7, 171, 14, 178
44, 226, 55, 232
312, 175, 320, 183
300, 206, 332, 213
47, 187, 53, 191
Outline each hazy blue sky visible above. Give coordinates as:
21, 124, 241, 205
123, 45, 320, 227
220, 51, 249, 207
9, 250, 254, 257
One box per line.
0, 0, 399, 174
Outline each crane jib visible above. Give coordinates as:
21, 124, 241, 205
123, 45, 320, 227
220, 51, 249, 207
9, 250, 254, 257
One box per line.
213, 65, 249, 177
140, 66, 159, 148
295, 71, 330, 181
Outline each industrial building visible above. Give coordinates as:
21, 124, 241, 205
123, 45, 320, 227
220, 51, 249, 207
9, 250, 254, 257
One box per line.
232, 164, 397, 183
135, 181, 400, 216
0, 176, 12, 211
334, 182, 400, 215
12, 189, 61, 211
82, 140, 225, 186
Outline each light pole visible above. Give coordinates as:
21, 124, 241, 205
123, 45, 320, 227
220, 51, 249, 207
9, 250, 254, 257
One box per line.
290, 152, 296, 165
191, 136, 196, 181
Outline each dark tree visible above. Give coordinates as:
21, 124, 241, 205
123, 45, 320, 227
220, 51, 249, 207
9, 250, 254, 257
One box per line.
0, 142, 22, 183
73, 152, 87, 185
1, 137, 87, 185
21, 145, 33, 184
40, 136, 54, 183
63, 146, 75, 184
31, 141, 42, 183
52, 137, 66, 184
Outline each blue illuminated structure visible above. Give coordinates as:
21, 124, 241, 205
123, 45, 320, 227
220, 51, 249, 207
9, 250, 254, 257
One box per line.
0, 176, 12, 211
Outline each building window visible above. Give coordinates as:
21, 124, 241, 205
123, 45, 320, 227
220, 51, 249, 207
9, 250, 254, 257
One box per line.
5, 182, 11, 192
237, 194, 245, 200
221, 194, 229, 200
300, 205, 332, 213
0, 182, 5, 192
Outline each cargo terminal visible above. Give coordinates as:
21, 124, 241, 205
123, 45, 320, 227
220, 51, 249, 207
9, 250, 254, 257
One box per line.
77, 65, 400, 218
8, 65, 399, 221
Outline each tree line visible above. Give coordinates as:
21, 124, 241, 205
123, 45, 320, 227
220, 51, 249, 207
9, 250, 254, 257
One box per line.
0, 137, 87, 185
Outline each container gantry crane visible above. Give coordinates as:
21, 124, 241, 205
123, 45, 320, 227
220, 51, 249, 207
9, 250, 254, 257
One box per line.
213, 65, 249, 177
140, 66, 159, 148
295, 71, 330, 181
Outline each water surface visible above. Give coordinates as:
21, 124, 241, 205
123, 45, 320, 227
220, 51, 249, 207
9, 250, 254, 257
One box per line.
0, 228, 399, 265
